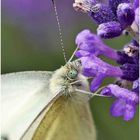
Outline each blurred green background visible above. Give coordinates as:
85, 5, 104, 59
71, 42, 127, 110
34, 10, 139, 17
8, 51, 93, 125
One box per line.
2, 0, 138, 140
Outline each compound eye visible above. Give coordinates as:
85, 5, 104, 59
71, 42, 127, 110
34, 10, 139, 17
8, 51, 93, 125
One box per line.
67, 69, 78, 79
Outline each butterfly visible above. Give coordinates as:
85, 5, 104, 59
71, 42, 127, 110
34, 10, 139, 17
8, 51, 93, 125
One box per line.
1, 60, 97, 140
1, 1, 97, 140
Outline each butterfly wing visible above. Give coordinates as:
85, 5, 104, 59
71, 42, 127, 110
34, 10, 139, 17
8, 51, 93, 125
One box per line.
31, 93, 97, 140
1, 71, 59, 140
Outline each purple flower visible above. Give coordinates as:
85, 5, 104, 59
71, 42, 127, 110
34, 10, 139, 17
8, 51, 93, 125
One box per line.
109, 0, 130, 14
131, 39, 139, 47
134, 0, 139, 9
80, 55, 123, 91
75, 29, 102, 53
75, 29, 138, 85
101, 84, 139, 103
116, 51, 136, 64
120, 63, 139, 81
101, 84, 139, 121
132, 79, 139, 93
111, 99, 136, 121
73, 0, 135, 39
117, 3, 135, 28
97, 21, 122, 38
75, 29, 139, 65
82, 56, 139, 91
89, 3, 117, 24
73, 0, 139, 122
75, 29, 119, 59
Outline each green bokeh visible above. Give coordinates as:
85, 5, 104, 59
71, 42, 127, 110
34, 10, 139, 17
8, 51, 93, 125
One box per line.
2, 1, 138, 140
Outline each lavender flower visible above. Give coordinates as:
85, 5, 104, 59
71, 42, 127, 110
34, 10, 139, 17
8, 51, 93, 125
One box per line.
117, 3, 135, 28
111, 99, 137, 121
73, 0, 139, 121
132, 79, 139, 93
97, 21, 122, 38
89, 3, 117, 24
79, 55, 138, 91
73, 0, 135, 39
75, 29, 137, 64
120, 63, 139, 81
74, 28, 139, 120
80, 55, 123, 91
75, 29, 119, 59
109, 0, 130, 13
101, 84, 139, 121
134, 0, 139, 9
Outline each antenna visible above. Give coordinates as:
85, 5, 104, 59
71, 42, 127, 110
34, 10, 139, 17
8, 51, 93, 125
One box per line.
51, 0, 67, 63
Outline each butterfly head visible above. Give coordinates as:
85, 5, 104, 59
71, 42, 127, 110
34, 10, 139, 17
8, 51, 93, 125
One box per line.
65, 61, 81, 80
50, 61, 89, 96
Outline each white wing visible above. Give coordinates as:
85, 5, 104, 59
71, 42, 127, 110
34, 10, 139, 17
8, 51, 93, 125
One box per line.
1, 71, 59, 140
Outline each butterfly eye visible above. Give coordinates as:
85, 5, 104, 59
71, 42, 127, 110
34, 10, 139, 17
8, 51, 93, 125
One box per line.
67, 69, 78, 79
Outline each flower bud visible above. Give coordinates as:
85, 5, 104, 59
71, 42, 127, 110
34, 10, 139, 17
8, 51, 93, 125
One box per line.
117, 3, 135, 28
109, 0, 130, 13
97, 21, 122, 38
90, 4, 116, 24
120, 63, 139, 81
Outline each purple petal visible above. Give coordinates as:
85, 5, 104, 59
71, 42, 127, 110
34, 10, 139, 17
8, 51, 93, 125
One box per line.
90, 3, 117, 24
97, 21, 123, 39
134, 0, 139, 9
117, 3, 135, 28
101, 87, 112, 96
131, 39, 139, 47
82, 68, 96, 77
75, 29, 119, 59
123, 104, 136, 121
120, 63, 139, 81
75, 29, 103, 53
90, 74, 106, 92
132, 78, 139, 93
116, 51, 135, 64
80, 55, 123, 77
110, 99, 125, 117
75, 50, 90, 57
104, 84, 139, 104
134, 8, 139, 25
109, 0, 130, 13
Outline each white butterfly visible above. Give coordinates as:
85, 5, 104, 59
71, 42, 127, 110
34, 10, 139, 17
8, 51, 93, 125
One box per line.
1, 61, 97, 140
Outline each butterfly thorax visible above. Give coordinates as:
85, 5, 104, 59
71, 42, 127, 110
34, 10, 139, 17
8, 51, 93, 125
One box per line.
49, 61, 89, 96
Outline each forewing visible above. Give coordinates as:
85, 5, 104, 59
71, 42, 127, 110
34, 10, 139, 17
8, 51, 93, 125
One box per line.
32, 93, 97, 140
1, 71, 59, 140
